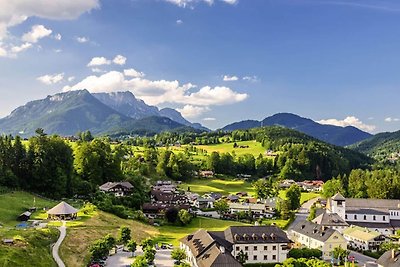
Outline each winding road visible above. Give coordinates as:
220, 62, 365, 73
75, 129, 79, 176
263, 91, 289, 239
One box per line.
52, 221, 67, 267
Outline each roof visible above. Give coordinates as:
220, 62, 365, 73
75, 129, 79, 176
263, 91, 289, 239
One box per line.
377, 250, 400, 267
47, 201, 78, 215
343, 225, 381, 242
346, 208, 389, 215
99, 181, 133, 191
349, 221, 393, 229
291, 220, 339, 242
19, 211, 32, 217
332, 192, 346, 201
197, 244, 242, 267
224, 226, 291, 244
346, 198, 400, 210
229, 203, 267, 211
313, 212, 348, 226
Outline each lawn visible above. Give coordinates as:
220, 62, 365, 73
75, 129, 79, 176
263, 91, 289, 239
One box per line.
60, 210, 158, 266
279, 190, 320, 205
194, 140, 267, 157
179, 178, 255, 196
0, 191, 56, 227
156, 217, 248, 246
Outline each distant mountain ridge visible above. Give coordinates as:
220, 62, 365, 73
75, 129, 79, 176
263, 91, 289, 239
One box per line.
0, 90, 203, 137
221, 113, 372, 146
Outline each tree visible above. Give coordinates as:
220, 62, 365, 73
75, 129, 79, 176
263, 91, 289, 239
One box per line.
380, 242, 400, 253
307, 204, 317, 221
322, 178, 344, 198
252, 178, 277, 199
286, 184, 301, 210
131, 255, 148, 267
236, 250, 247, 265
89, 238, 110, 261
165, 207, 179, 223
144, 247, 156, 264
171, 248, 186, 265
214, 199, 229, 216
119, 226, 131, 245
332, 246, 349, 264
178, 209, 192, 225
140, 238, 154, 250
277, 198, 291, 220
127, 240, 137, 257
104, 234, 116, 249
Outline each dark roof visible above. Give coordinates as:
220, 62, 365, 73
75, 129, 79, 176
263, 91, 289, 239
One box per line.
151, 190, 188, 203
346, 198, 400, 210
99, 181, 133, 191
346, 208, 389, 215
224, 226, 291, 244
332, 192, 345, 201
349, 221, 393, 229
292, 220, 338, 242
179, 229, 241, 267
377, 250, 400, 267
313, 212, 348, 226
210, 193, 223, 200
142, 203, 189, 212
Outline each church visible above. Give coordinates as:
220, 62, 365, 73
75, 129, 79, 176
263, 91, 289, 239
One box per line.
321, 192, 400, 235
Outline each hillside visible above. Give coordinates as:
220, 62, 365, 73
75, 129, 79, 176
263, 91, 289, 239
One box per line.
350, 130, 400, 160
0, 90, 193, 137
222, 113, 372, 146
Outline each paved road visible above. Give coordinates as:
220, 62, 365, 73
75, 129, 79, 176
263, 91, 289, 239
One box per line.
349, 251, 377, 267
106, 247, 173, 267
287, 197, 319, 231
52, 221, 66, 267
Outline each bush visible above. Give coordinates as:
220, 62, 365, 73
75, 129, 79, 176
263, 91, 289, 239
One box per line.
288, 248, 322, 259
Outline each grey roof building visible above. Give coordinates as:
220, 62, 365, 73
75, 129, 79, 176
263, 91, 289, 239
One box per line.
377, 250, 400, 267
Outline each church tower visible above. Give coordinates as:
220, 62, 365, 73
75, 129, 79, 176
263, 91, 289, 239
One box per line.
330, 192, 346, 220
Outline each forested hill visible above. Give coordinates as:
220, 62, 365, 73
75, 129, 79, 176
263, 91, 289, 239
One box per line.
230, 126, 372, 180
221, 113, 372, 147
349, 130, 400, 161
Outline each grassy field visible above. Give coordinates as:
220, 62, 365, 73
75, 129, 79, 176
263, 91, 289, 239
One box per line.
179, 178, 255, 196
156, 217, 248, 246
60, 210, 158, 266
279, 190, 320, 204
194, 140, 267, 157
0, 191, 59, 267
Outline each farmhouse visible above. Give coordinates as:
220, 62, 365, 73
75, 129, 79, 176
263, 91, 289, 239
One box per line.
229, 203, 274, 218
326, 192, 400, 234
180, 226, 292, 266
290, 220, 347, 260
99, 181, 133, 197
142, 203, 190, 219
343, 225, 388, 252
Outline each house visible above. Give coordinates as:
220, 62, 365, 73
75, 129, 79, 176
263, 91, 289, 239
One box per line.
208, 193, 223, 201
326, 192, 400, 234
279, 179, 296, 189
227, 195, 240, 203
99, 181, 134, 197
312, 212, 349, 233
18, 211, 31, 221
194, 197, 215, 209
180, 226, 292, 266
200, 170, 214, 178
229, 203, 274, 218
377, 249, 400, 267
236, 192, 248, 197
142, 203, 190, 219
152, 181, 177, 193
297, 180, 324, 192
290, 220, 347, 260
150, 190, 189, 205
342, 225, 388, 252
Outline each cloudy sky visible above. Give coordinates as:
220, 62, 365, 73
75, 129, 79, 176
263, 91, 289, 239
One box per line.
0, 0, 400, 132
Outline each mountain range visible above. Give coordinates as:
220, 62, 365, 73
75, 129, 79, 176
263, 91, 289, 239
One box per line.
0, 90, 204, 137
221, 113, 372, 146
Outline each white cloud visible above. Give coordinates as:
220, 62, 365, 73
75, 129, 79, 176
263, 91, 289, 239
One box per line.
177, 105, 210, 118
242, 75, 259, 82
317, 116, 376, 132
91, 68, 105, 73
124, 68, 145, 78
87, 56, 111, 67
54, 33, 62, 40
21, 25, 52, 43
63, 70, 248, 108
11, 42, 32, 53
37, 73, 64, 85
176, 19, 183, 25
203, 117, 216, 121
67, 76, 75, 82
223, 75, 239, 81
113, 55, 127, 65
384, 117, 400, 122
76, 36, 89, 43
221, 0, 238, 5
54, 49, 62, 53
0, 0, 99, 40
0, 44, 7, 57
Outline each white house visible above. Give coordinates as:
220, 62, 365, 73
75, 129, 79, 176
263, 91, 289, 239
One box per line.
229, 203, 274, 218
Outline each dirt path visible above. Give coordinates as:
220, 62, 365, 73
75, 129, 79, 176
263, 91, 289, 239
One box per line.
52, 221, 66, 267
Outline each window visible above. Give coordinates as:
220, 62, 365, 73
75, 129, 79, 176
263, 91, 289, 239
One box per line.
264, 255, 268, 260
273, 245, 277, 250
245, 246, 248, 251
254, 246, 257, 251
383, 215, 386, 220
364, 215, 366, 220
264, 246, 268, 250
253, 255, 257, 261
272, 255, 277, 260
373, 215, 376, 220
354, 215, 357, 220
345, 214, 348, 219
236, 247, 239, 251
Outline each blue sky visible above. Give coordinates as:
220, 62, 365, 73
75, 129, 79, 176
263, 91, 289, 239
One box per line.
0, 0, 400, 132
